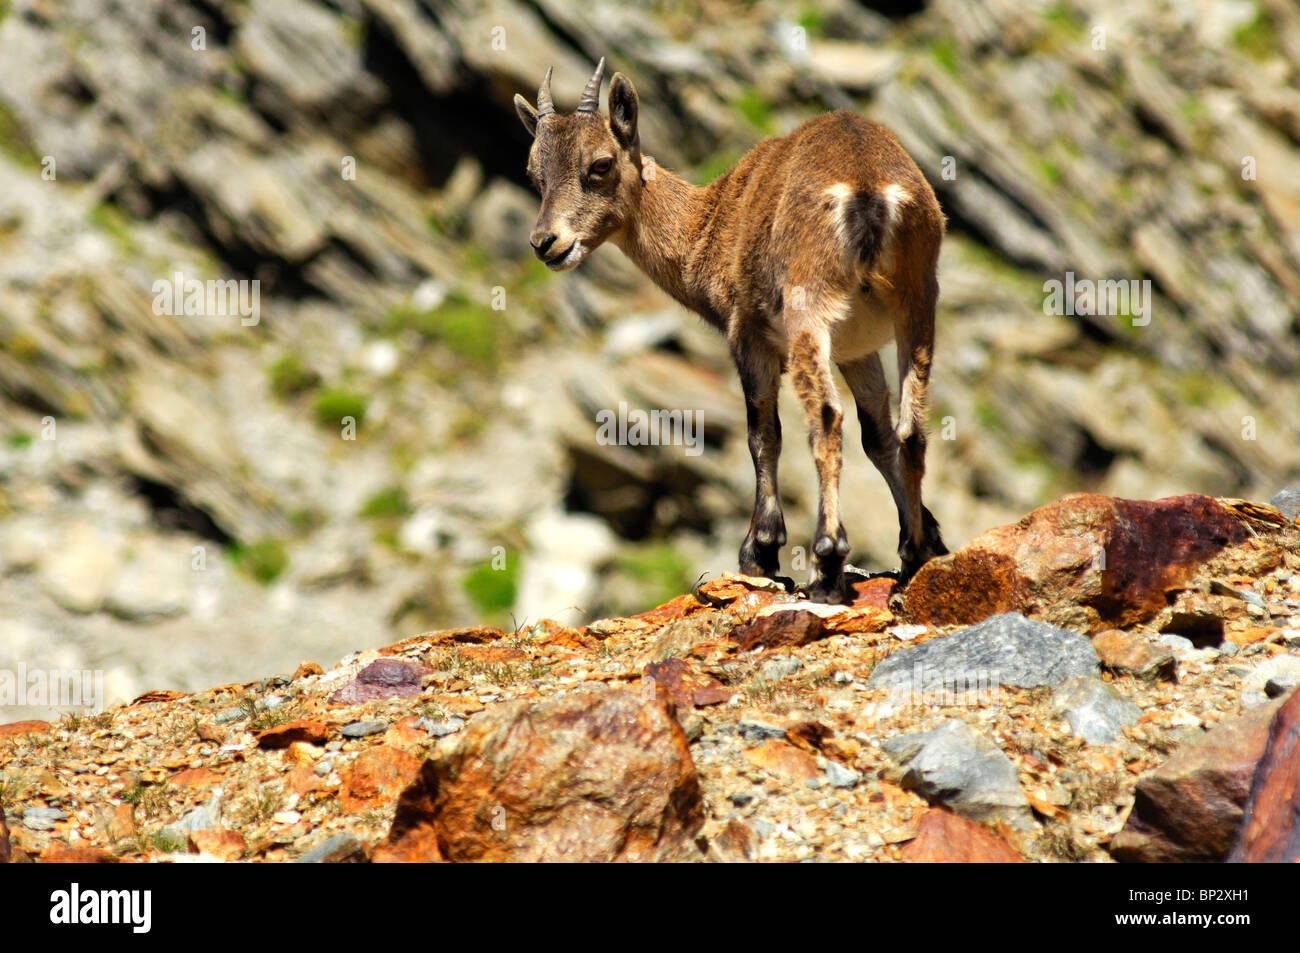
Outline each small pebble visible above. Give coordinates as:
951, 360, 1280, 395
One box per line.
341, 720, 387, 738
737, 720, 785, 741
418, 717, 466, 738
21, 806, 66, 831
825, 760, 861, 789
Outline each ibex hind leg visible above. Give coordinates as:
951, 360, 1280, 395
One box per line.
895, 290, 947, 584
838, 351, 909, 572
787, 293, 852, 604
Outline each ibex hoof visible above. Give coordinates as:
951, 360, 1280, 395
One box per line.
807, 574, 849, 605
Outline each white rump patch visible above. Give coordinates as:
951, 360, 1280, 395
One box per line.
823, 183, 854, 250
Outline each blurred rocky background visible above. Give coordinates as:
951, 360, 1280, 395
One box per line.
0, 0, 1297, 716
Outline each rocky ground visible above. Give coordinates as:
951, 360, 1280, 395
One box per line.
1, 0, 1299, 710
3, 489, 1299, 863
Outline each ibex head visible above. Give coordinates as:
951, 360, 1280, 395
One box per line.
514, 58, 641, 271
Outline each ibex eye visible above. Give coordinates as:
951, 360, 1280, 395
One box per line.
589, 158, 613, 175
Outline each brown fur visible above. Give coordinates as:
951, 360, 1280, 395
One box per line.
515, 63, 948, 601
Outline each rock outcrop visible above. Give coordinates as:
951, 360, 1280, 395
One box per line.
381, 686, 704, 862
1111, 700, 1281, 862
4, 0, 1300, 715
0, 491, 1296, 864
1228, 686, 1300, 862
904, 494, 1261, 632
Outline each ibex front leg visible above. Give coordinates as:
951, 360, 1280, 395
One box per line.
733, 341, 786, 579
788, 298, 851, 603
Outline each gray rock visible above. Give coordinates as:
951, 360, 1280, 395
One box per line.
214, 707, 245, 724
881, 720, 1031, 829
314, 760, 333, 777
1266, 674, 1300, 698
160, 792, 222, 842
867, 611, 1098, 698
1269, 487, 1300, 522
341, 720, 387, 738
729, 791, 755, 807
825, 760, 861, 789
1050, 676, 1141, 744
1242, 656, 1300, 707
295, 833, 364, 863
1158, 634, 1196, 658
22, 806, 66, 830
418, 716, 466, 738
736, 719, 786, 742
760, 657, 803, 681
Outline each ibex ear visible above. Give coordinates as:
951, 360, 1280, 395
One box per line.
609, 73, 639, 148
514, 94, 540, 138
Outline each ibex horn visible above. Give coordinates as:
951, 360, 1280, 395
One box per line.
536, 66, 555, 118
576, 57, 606, 114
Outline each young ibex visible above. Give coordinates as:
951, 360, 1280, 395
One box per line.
514, 59, 948, 602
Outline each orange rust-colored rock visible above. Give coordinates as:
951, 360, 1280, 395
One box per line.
822, 605, 893, 635
383, 686, 704, 862
695, 573, 783, 605
339, 745, 423, 813
454, 644, 527, 664
255, 719, 331, 749
1229, 688, 1300, 862
285, 766, 333, 799
372, 824, 445, 863
389, 715, 431, 751
190, 827, 247, 861
900, 808, 1026, 862
0, 720, 51, 741
713, 818, 758, 861
169, 766, 224, 790
784, 720, 833, 755
731, 610, 826, 651
292, 660, 324, 680
742, 740, 821, 783
1227, 626, 1278, 647
1092, 629, 1176, 678
131, 690, 188, 705
642, 658, 734, 710
904, 494, 1254, 632
0, 812, 9, 864
852, 576, 897, 610
103, 803, 135, 842
39, 842, 118, 863
421, 625, 506, 646
633, 593, 708, 625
